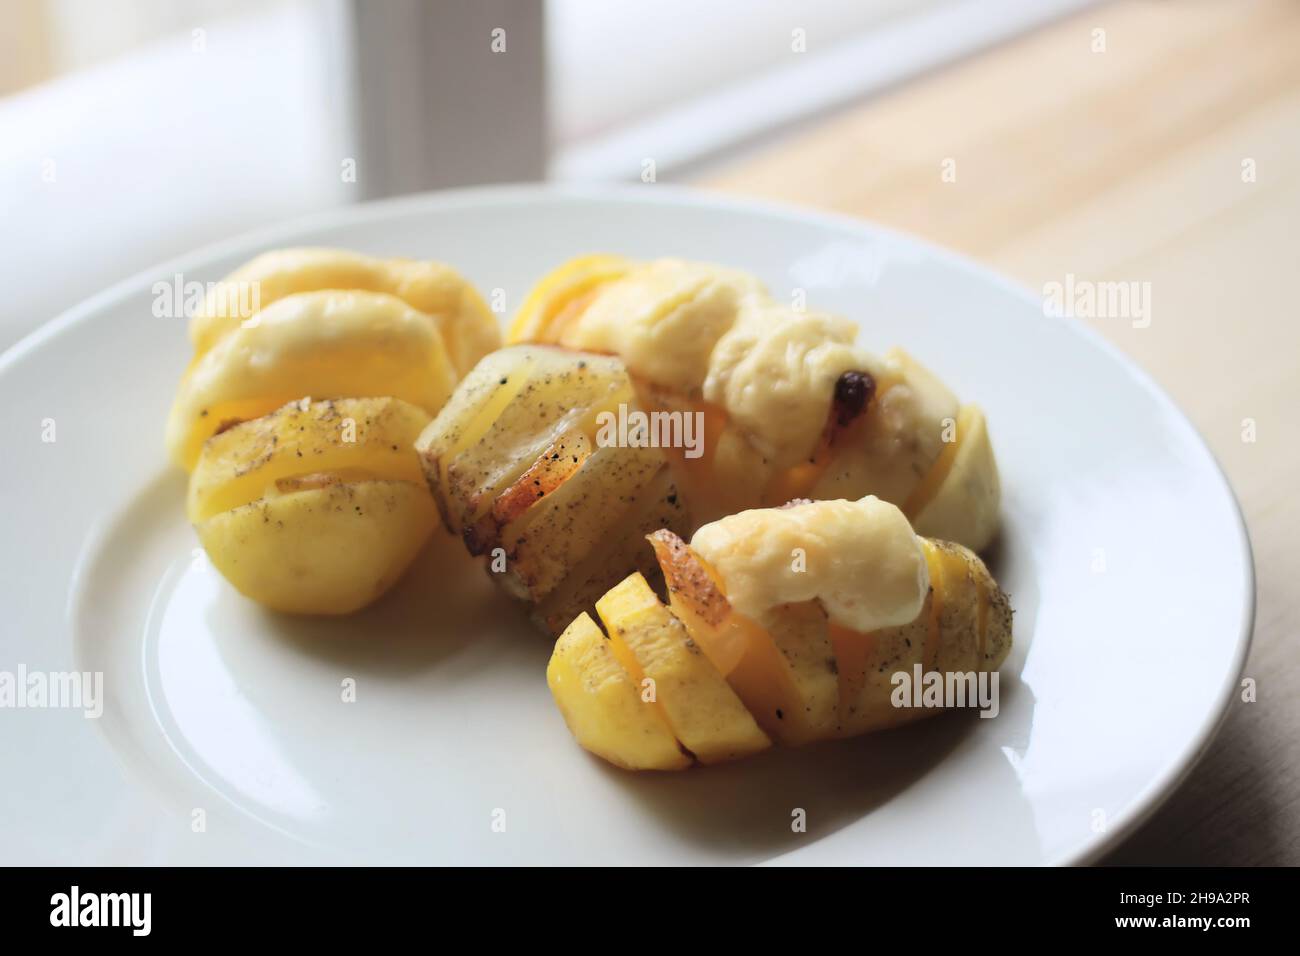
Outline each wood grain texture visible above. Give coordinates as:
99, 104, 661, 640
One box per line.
700, 0, 1299, 865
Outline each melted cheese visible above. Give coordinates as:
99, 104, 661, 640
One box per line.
166, 289, 456, 469
560, 258, 883, 471
561, 259, 763, 390
190, 247, 498, 375
704, 299, 881, 468
689, 496, 928, 633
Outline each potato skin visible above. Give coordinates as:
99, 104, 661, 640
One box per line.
197, 479, 436, 615
169, 247, 499, 614
496, 443, 664, 602
415, 345, 683, 630
190, 397, 437, 615
414, 345, 631, 536
912, 405, 1001, 552
761, 601, 840, 744
595, 573, 770, 765
188, 396, 429, 524
530, 465, 691, 636
547, 612, 690, 771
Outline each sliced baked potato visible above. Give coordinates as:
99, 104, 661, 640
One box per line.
507, 256, 1001, 552
189, 396, 436, 615
648, 528, 832, 745
189, 247, 499, 374
414, 344, 691, 631
594, 572, 770, 764
168, 289, 460, 470
546, 612, 690, 771
546, 500, 1013, 769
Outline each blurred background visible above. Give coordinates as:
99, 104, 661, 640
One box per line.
2, 0, 1296, 864
1, 0, 1094, 341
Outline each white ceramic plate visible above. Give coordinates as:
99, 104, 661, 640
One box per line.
0, 185, 1253, 865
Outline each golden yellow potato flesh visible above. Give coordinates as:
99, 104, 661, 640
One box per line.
507, 253, 630, 344
197, 479, 436, 615
594, 572, 770, 764
546, 612, 690, 771
188, 396, 430, 523
413, 345, 632, 535
190, 397, 436, 615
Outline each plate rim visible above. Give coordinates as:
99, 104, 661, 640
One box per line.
1, 182, 1257, 866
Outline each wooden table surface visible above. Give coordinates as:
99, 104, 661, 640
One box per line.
701, 0, 1299, 865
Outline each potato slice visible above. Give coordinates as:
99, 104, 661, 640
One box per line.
631, 379, 747, 525
830, 537, 944, 736
831, 538, 1011, 737
928, 539, 1013, 673
189, 247, 500, 373
495, 442, 664, 602
979, 561, 1014, 672
530, 464, 691, 637
508, 254, 631, 344
411, 347, 538, 530
167, 290, 457, 470
415, 345, 631, 535
197, 480, 435, 615
760, 601, 840, 744
911, 405, 1001, 552
648, 529, 819, 744
829, 590, 936, 738
190, 397, 436, 615
465, 428, 595, 555
595, 573, 770, 764
929, 540, 980, 675
546, 612, 690, 771
188, 396, 429, 523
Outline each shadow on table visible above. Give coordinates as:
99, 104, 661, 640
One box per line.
596, 691, 1029, 863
